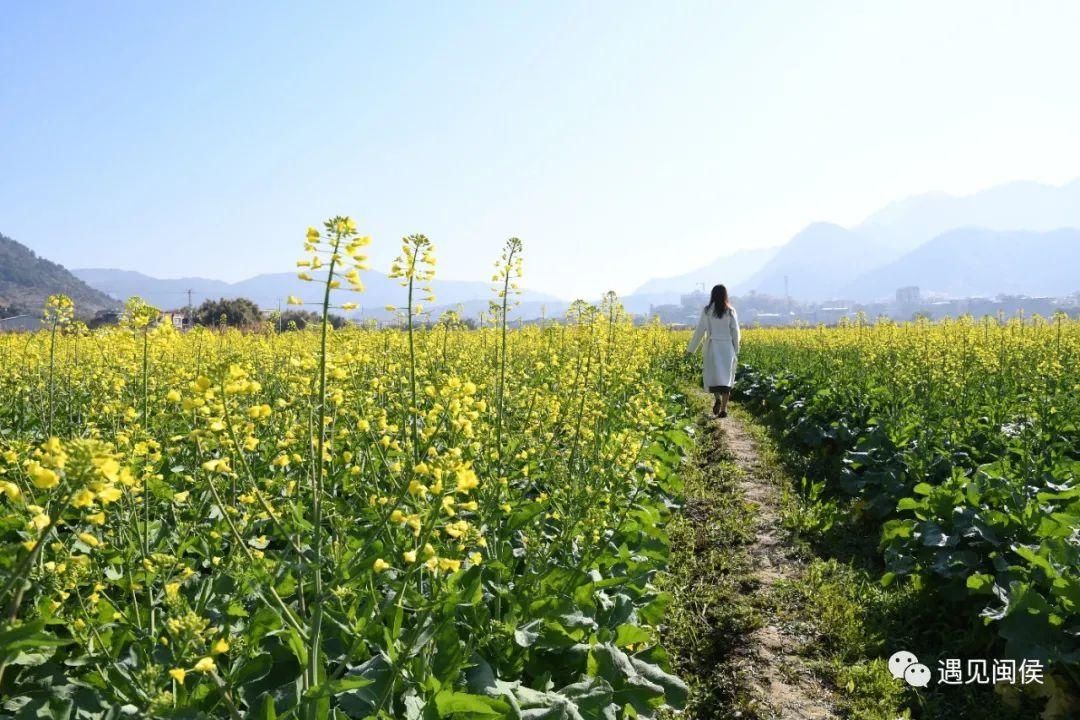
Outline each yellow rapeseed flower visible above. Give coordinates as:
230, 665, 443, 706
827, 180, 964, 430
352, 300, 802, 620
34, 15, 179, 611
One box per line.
193, 657, 215, 673
71, 488, 95, 508
27, 462, 59, 489
97, 486, 122, 504
455, 468, 479, 493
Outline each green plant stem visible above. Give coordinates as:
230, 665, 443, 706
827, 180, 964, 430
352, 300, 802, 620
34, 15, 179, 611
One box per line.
305, 231, 341, 716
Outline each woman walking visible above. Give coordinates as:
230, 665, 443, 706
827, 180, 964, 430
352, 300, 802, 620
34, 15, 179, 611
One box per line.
687, 284, 740, 417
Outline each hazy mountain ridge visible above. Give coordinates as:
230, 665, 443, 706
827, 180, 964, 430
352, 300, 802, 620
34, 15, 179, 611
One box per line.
73, 267, 562, 319
13, 177, 1080, 324
842, 227, 1080, 300
0, 233, 120, 316
640, 178, 1080, 302
632, 246, 778, 297
858, 179, 1080, 249
736, 223, 898, 300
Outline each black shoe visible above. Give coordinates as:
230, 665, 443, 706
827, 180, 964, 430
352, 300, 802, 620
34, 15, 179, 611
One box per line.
719, 410, 728, 418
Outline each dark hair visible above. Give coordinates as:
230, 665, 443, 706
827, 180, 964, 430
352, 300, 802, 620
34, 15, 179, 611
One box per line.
706, 284, 731, 318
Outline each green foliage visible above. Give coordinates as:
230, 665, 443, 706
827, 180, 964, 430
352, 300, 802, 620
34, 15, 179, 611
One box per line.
274, 309, 346, 331
737, 319, 1080, 710
194, 296, 263, 328
743, 412, 1044, 719
0, 302, 692, 718
657, 389, 762, 718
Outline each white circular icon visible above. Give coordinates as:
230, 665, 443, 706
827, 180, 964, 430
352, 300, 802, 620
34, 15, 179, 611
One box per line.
888, 650, 919, 680
904, 663, 932, 688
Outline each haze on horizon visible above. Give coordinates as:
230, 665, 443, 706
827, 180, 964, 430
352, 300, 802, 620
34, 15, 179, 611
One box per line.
3, 1, 1079, 300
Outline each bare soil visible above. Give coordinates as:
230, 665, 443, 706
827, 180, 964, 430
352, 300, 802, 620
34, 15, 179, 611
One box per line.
719, 413, 838, 719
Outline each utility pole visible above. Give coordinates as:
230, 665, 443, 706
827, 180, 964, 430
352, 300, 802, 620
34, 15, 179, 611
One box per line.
186, 289, 193, 330
784, 275, 791, 319
277, 299, 282, 333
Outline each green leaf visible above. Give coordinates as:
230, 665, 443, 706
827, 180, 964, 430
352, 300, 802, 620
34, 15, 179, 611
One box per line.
247, 606, 283, 644
257, 694, 277, 720
336, 653, 393, 718
234, 653, 273, 686
283, 626, 308, 667
896, 497, 921, 511
434, 690, 510, 717
629, 656, 688, 710
1011, 543, 1054, 575
613, 625, 651, 648
0, 620, 72, 664
1051, 576, 1080, 613
514, 620, 542, 648
966, 573, 994, 594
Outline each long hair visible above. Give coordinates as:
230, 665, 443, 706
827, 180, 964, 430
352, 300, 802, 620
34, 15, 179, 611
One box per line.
706, 284, 731, 318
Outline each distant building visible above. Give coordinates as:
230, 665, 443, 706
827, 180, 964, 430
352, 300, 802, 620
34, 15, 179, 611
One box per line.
816, 306, 852, 324
0, 315, 43, 332
160, 311, 190, 330
896, 286, 920, 305
679, 291, 708, 311
751, 312, 786, 326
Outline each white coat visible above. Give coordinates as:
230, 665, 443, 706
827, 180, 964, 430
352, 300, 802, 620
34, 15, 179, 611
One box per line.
687, 306, 740, 389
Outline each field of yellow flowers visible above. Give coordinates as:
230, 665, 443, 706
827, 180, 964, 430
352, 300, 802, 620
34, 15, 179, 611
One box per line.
737, 317, 1080, 688
0, 220, 691, 718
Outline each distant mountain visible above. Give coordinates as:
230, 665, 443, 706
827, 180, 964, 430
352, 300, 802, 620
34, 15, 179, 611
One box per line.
58, 177, 1080, 318
72, 269, 233, 310
844, 228, 1080, 300
0, 233, 120, 317
858, 179, 1080, 251
632, 246, 778, 297
737, 223, 898, 301
641, 178, 1080, 304
73, 268, 562, 319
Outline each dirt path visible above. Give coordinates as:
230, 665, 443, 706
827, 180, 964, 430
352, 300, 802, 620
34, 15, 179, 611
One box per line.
719, 411, 839, 720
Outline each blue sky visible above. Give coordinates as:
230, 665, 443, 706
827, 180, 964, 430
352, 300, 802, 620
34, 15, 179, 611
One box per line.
3, 1, 1079, 299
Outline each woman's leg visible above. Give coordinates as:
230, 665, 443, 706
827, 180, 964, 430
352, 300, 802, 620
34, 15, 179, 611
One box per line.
712, 390, 722, 415
719, 387, 731, 416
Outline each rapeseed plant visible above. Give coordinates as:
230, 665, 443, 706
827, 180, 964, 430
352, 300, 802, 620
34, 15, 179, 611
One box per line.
0, 218, 694, 718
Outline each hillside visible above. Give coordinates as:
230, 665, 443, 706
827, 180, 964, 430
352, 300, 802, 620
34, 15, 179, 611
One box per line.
858, 178, 1080, 251
738, 223, 897, 301
843, 227, 1080, 300
74, 268, 563, 319
645, 177, 1080, 303
0, 233, 120, 317
632, 246, 778, 297
72, 269, 233, 310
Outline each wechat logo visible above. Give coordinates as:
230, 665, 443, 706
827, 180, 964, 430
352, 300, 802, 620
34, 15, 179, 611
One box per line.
889, 651, 931, 688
